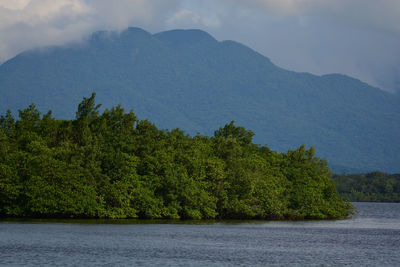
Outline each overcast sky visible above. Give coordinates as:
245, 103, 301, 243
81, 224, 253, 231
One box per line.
1, 0, 399, 93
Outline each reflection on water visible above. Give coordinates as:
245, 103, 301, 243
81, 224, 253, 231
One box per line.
1, 202, 400, 266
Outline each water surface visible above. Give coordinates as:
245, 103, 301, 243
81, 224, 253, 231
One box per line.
1, 202, 400, 266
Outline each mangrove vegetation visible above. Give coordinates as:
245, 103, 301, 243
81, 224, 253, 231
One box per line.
333, 172, 400, 202
0, 94, 353, 219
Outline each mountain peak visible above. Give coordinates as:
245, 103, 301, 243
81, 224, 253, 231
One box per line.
89, 30, 118, 42
89, 27, 152, 44
124, 27, 152, 36
154, 29, 217, 47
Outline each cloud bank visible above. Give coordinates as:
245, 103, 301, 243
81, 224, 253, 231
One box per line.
0, 0, 180, 62
0, 0, 399, 93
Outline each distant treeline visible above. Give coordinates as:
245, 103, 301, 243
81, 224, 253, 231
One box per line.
0, 93, 353, 220
333, 172, 400, 202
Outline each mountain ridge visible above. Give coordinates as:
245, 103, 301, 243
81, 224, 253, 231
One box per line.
1, 27, 399, 173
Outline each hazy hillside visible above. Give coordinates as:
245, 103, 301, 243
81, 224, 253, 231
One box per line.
1, 27, 399, 173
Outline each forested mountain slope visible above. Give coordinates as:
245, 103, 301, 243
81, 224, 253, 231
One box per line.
1, 27, 399, 172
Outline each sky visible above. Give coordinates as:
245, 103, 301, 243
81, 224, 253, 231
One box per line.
0, 0, 399, 93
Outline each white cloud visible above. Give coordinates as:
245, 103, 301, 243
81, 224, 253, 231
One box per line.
0, 0, 181, 62
167, 9, 220, 28
0, 0, 91, 29
88, 0, 181, 31
0, 0, 93, 62
0, 0, 30, 10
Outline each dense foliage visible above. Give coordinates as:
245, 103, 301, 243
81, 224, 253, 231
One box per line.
333, 172, 400, 202
0, 94, 353, 219
1, 28, 399, 173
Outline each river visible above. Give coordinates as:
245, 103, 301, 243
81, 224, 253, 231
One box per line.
1, 202, 400, 266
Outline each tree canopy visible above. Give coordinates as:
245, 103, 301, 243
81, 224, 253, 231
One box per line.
0, 94, 354, 219
333, 172, 400, 202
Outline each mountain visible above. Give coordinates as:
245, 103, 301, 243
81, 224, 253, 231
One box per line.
1, 27, 400, 173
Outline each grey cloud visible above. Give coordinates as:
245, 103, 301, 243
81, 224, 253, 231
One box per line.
0, 0, 92, 62
87, 0, 181, 32
0, 0, 181, 62
225, 0, 400, 34
188, 0, 400, 93
0, 0, 399, 93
